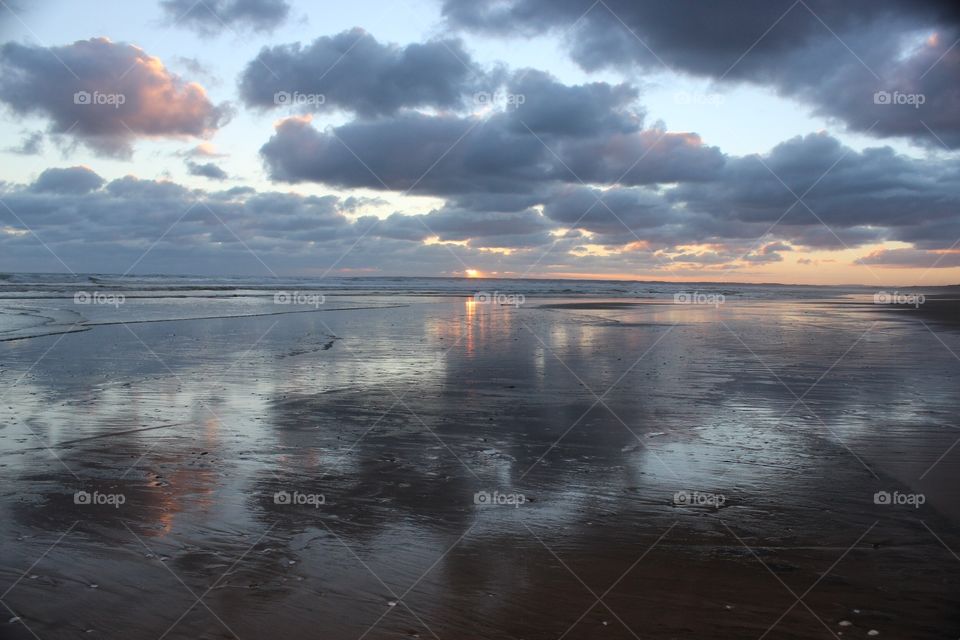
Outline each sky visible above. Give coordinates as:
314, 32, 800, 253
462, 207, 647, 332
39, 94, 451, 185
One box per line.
0, 0, 959, 285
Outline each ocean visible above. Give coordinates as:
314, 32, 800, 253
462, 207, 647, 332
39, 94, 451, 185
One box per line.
0, 272, 945, 342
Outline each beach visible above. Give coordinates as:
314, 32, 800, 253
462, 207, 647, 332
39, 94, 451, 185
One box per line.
2, 278, 959, 639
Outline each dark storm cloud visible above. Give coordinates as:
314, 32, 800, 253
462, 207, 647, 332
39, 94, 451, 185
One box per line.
260, 113, 544, 194
340, 195, 388, 212
0, 169, 356, 271
421, 206, 552, 241
161, 0, 290, 34
4, 123, 958, 275
0, 38, 229, 156
187, 160, 229, 180
0, 167, 553, 275
364, 213, 429, 242
671, 132, 960, 248
782, 22, 960, 148
446, 191, 547, 213
542, 185, 673, 235
787, 225, 887, 250
888, 217, 960, 251
256, 68, 958, 254
29, 166, 105, 194
559, 127, 725, 185
467, 230, 554, 249
441, 0, 960, 147
504, 69, 640, 136
443, 0, 956, 74
260, 110, 724, 194
538, 131, 960, 253
239, 29, 482, 117
363, 205, 552, 244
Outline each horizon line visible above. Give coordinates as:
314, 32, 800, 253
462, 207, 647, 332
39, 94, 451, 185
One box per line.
2, 270, 958, 289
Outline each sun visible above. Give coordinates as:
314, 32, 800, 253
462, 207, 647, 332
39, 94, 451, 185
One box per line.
465, 269, 482, 278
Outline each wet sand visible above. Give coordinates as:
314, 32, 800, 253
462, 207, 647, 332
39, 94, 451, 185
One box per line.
2, 296, 960, 638
874, 296, 960, 328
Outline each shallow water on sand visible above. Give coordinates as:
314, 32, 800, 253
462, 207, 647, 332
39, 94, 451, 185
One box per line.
1, 294, 959, 639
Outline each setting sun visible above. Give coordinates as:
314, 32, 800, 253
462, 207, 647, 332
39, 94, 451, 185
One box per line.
465, 269, 482, 278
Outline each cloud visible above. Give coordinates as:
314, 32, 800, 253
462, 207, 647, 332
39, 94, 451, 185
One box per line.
260, 112, 539, 194
340, 195, 388, 212
5, 131, 43, 155
442, 0, 960, 147
1, 170, 358, 273
670, 132, 960, 248
376, 205, 553, 244
253, 63, 958, 256
542, 185, 673, 236
29, 166, 105, 194
160, 0, 290, 34
857, 247, 960, 268
0, 37, 229, 156
503, 69, 640, 136
177, 142, 227, 159
742, 241, 792, 263
259, 109, 723, 196
187, 160, 228, 180
0, 167, 560, 276
5, 119, 959, 276
239, 28, 482, 117
171, 55, 221, 87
